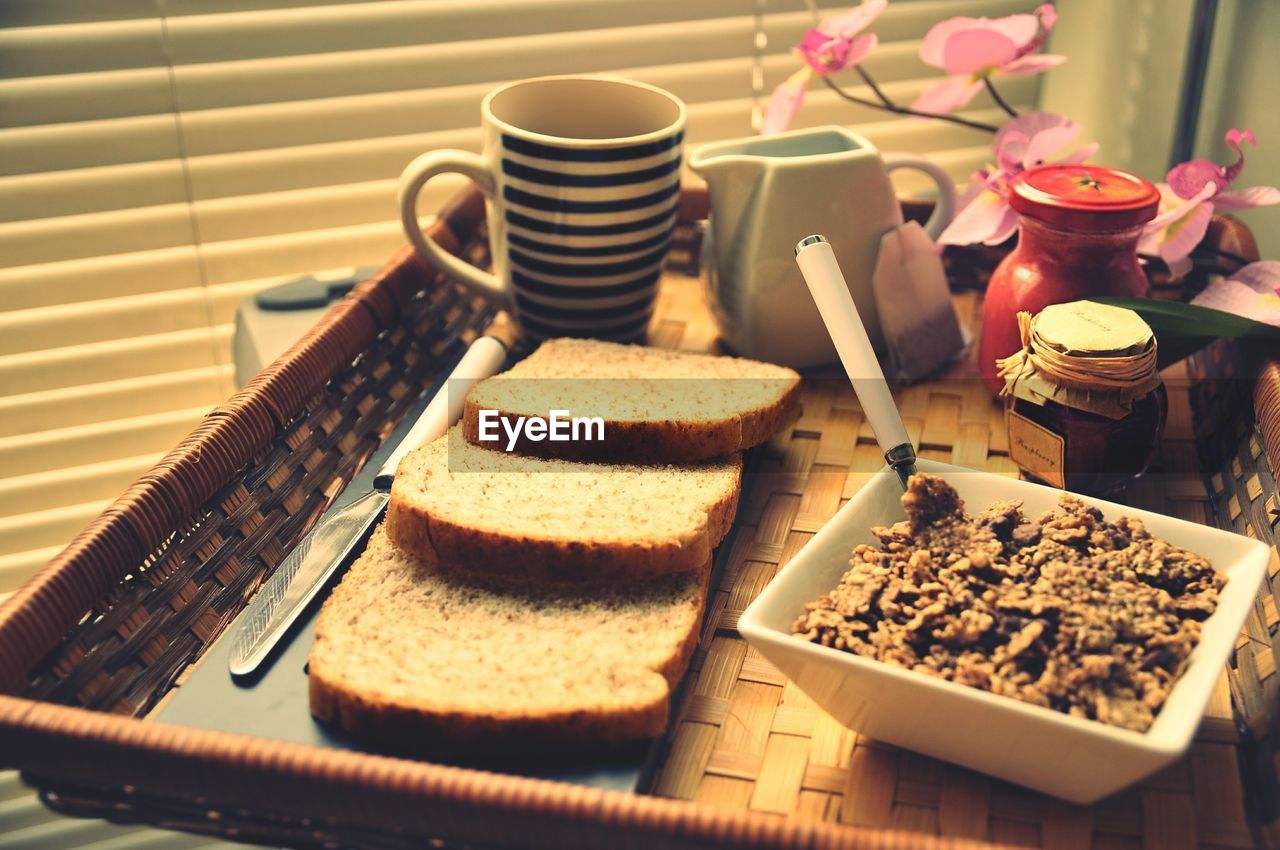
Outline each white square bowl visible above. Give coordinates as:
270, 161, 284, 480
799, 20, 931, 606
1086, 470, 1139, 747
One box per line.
739, 459, 1268, 803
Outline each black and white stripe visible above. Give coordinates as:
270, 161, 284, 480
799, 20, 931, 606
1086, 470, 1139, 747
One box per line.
497, 131, 682, 340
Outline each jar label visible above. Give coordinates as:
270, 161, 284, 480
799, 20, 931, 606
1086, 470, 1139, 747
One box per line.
1007, 409, 1065, 489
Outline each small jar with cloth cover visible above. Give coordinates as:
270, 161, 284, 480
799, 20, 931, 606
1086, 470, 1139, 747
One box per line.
997, 301, 1166, 496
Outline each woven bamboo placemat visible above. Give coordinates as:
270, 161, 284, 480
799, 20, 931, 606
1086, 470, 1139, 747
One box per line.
644, 274, 1257, 850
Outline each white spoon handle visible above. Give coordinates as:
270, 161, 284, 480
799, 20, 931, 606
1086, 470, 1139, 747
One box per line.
795, 235, 914, 469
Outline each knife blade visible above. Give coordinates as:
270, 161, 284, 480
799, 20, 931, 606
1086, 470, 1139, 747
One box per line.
228, 334, 508, 678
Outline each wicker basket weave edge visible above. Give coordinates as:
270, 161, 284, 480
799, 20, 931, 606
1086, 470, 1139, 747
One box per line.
0, 183, 1276, 850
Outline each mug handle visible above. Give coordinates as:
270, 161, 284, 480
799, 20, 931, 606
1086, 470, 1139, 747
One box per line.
398, 150, 513, 310
881, 153, 957, 242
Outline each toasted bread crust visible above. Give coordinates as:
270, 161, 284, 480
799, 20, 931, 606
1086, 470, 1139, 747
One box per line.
308, 661, 673, 754
385, 450, 743, 582
460, 378, 801, 464
308, 531, 711, 755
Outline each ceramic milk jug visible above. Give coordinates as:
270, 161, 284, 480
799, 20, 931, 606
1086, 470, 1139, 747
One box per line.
689, 125, 956, 368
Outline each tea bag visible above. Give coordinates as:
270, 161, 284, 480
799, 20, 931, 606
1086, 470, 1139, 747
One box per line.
873, 221, 966, 380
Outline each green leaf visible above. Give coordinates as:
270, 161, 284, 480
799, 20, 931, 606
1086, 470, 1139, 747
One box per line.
1087, 297, 1280, 370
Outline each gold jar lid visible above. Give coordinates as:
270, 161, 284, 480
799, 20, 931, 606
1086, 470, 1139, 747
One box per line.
997, 301, 1161, 419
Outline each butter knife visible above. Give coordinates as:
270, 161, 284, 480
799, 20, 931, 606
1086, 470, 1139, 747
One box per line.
228, 335, 508, 678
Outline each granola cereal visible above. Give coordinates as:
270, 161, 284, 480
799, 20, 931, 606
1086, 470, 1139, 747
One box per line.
791, 474, 1225, 732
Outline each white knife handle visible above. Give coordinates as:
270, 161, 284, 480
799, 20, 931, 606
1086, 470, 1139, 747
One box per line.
375, 335, 507, 483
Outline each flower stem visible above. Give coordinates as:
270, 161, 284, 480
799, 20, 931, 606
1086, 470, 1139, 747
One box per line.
854, 65, 895, 109
982, 77, 1019, 118
818, 75, 1001, 133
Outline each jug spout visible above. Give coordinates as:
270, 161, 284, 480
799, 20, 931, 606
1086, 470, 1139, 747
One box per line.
688, 141, 771, 252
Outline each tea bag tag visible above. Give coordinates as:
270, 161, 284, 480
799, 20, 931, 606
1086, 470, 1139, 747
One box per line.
873, 221, 966, 380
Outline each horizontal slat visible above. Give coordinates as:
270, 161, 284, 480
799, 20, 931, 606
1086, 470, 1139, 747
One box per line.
0, 112, 182, 177
0, 66, 174, 129
195, 178, 407, 245
0, 0, 161, 29
0, 285, 219, 355
0, 262, 379, 356
74, 825, 238, 850
0, 498, 114, 557
0, 243, 202, 311
200, 219, 406, 290
0, 453, 158, 516
0, 365, 232, 437
0, 405, 214, 477
0, 773, 30, 802
0, 172, 459, 270
0, 326, 232, 395
0, 17, 167, 78
0, 546, 63, 594
0, 166, 465, 268
0, 809, 161, 849
0, 159, 188, 223
0, 202, 197, 268
0, 790, 57, 832
190, 125, 481, 200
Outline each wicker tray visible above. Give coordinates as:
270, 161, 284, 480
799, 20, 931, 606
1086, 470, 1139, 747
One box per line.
1, 186, 1278, 850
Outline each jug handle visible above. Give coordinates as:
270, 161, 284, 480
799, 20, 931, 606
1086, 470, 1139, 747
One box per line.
882, 154, 956, 242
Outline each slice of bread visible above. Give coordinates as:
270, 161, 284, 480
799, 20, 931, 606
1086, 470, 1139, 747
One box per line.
386, 429, 742, 581
309, 525, 707, 754
461, 338, 801, 463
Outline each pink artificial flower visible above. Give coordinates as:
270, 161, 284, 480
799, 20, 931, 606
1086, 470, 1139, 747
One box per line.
762, 0, 886, 135
797, 0, 885, 74
1140, 129, 1280, 277
912, 3, 1064, 115
936, 112, 1096, 247
1190, 260, 1280, 328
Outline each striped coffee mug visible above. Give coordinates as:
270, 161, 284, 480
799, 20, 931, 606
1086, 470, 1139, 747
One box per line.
399, 75, 686, 342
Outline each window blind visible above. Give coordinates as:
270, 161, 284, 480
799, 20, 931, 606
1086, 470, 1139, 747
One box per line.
0, 0, 1043, 592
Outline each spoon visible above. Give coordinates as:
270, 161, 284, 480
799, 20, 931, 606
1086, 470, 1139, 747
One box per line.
794, 234, 918, 490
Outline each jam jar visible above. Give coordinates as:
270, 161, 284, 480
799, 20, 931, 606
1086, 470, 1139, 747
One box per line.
979, 164, 1161, 395
997, 301, 1166, 496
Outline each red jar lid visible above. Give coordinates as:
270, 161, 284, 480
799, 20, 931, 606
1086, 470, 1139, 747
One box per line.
1009, 164, 1160, 231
